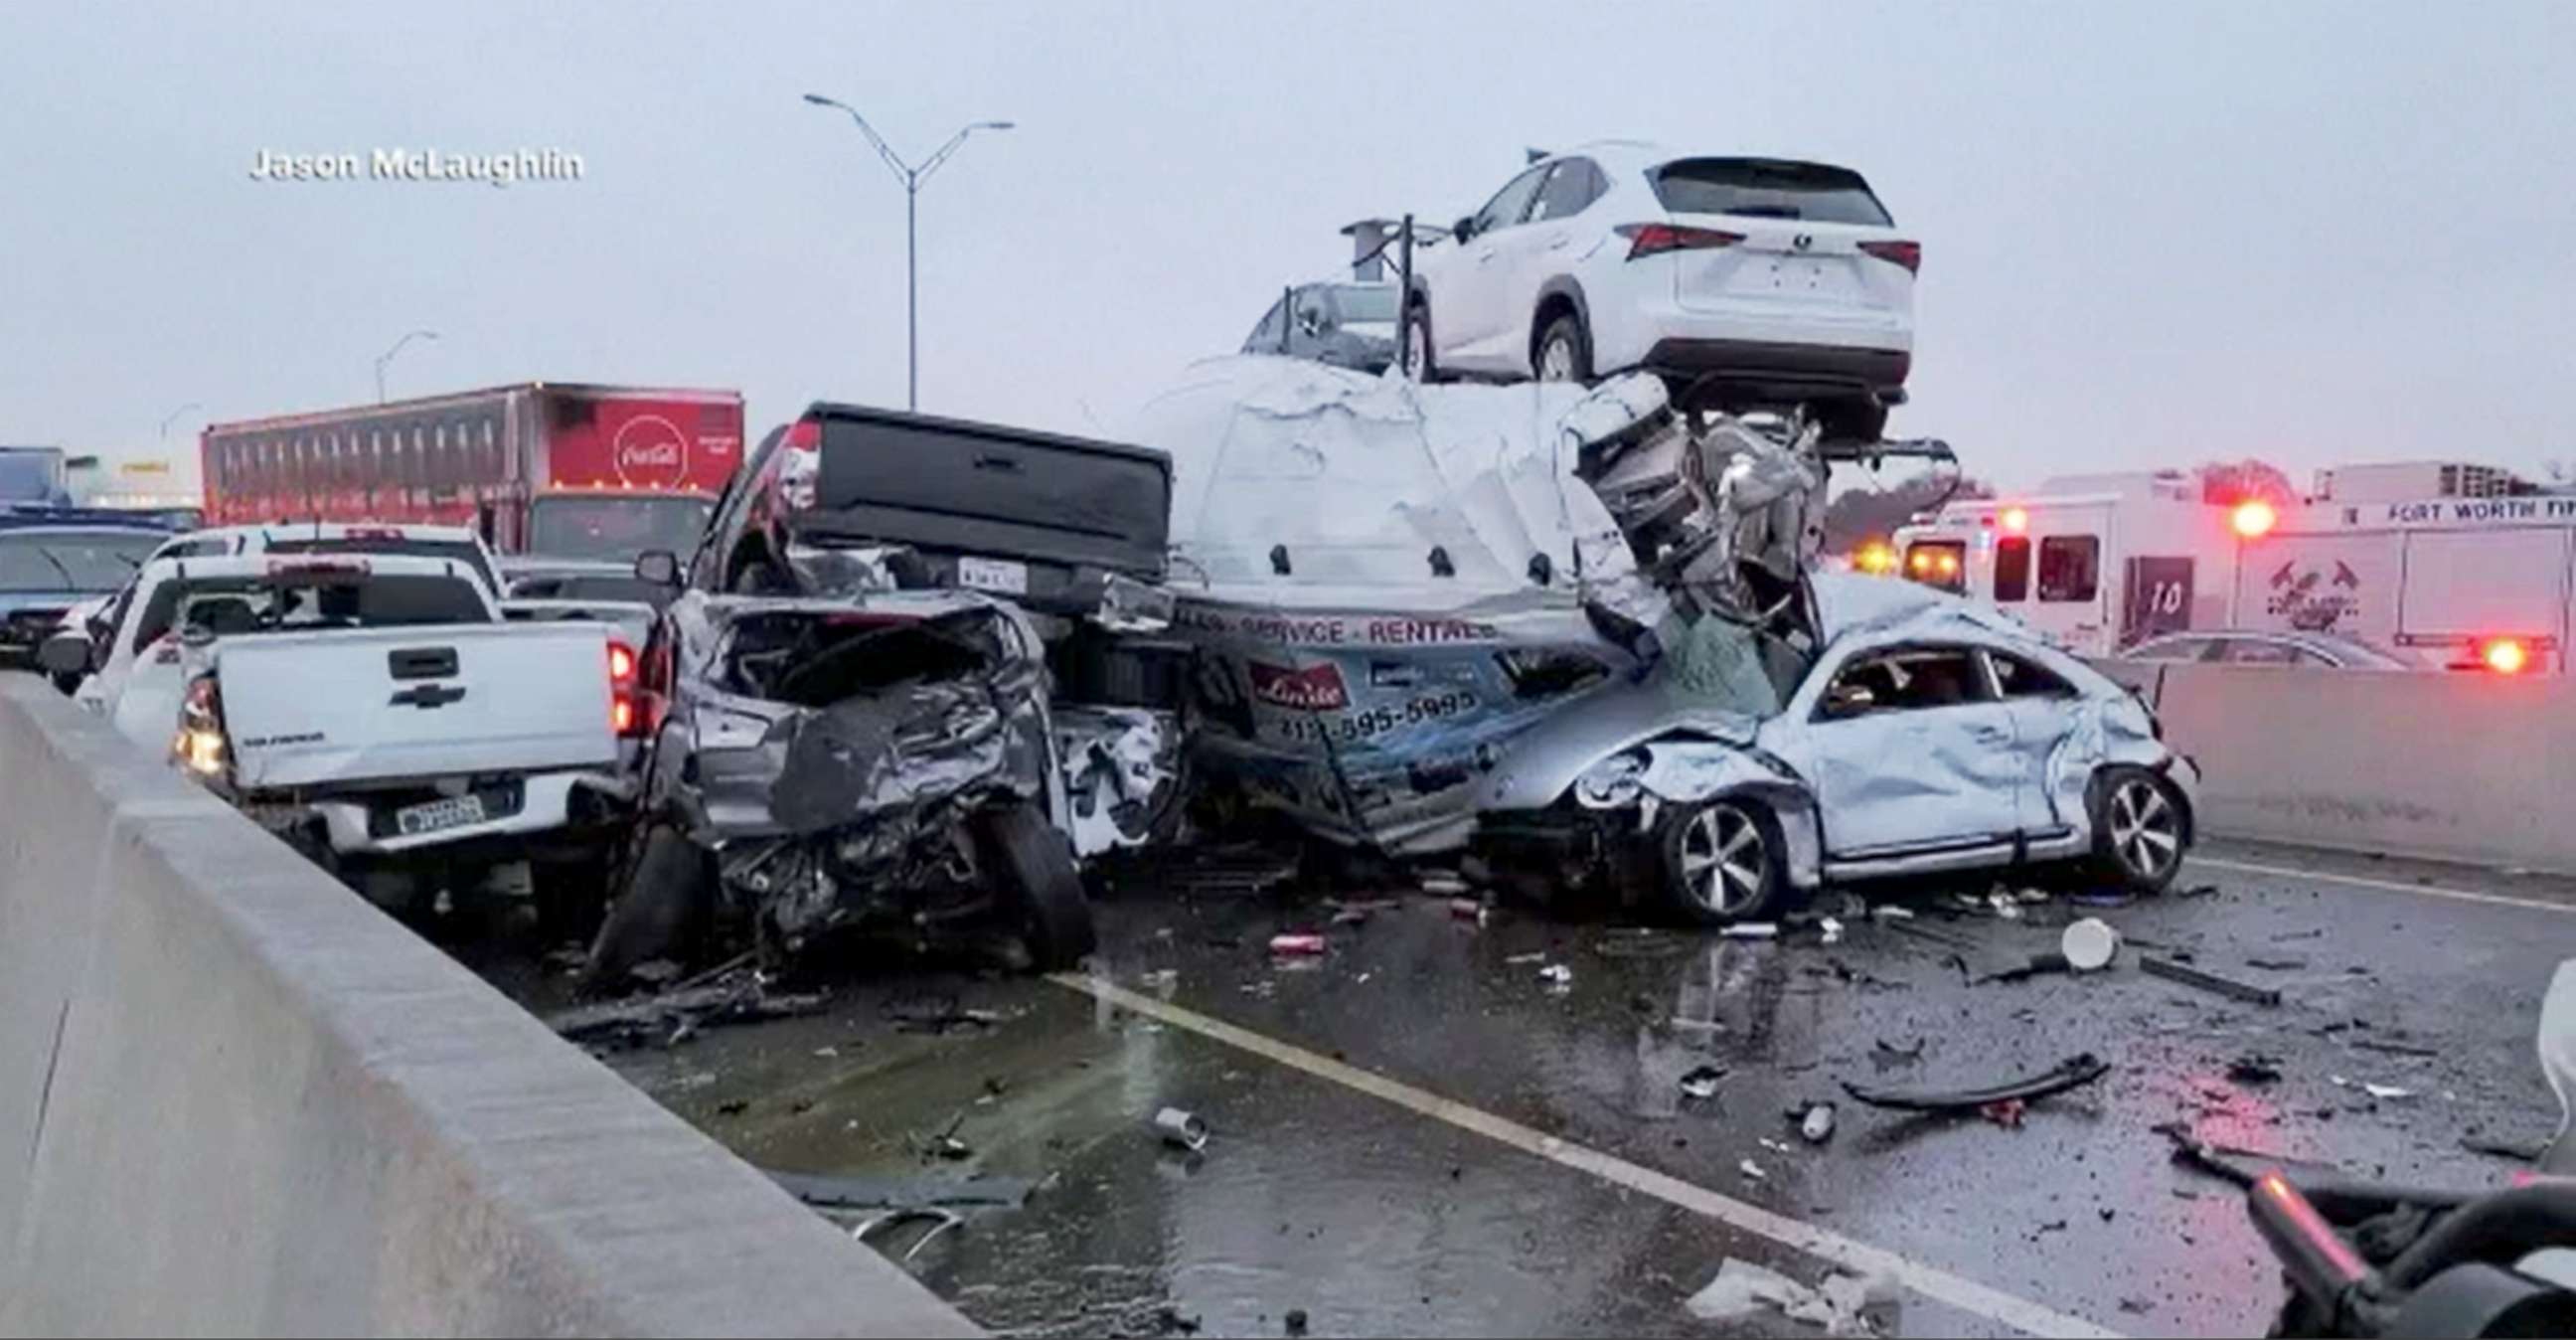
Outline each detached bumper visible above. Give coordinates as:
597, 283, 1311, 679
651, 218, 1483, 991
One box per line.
304, 770, 636, 858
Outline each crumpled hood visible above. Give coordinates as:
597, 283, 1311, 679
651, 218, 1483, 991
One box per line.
1483, 669, 1761, 811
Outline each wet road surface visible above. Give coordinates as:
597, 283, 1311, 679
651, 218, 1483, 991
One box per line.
487, 842, 2573, 1337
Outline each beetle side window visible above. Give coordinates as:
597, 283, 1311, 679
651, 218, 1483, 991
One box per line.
1987, 649, 2078, 698
1819, 646, 1991, 719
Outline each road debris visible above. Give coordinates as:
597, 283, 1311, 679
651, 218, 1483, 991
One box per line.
1448, 897, 1488, 924
2461, 1134, 2550, 1163
2178, 883, 2220, 898
1984, 952, 2073, 984
767, 1169, 1034, 1212
1154, 1106, 1210, 1152
1684, 1257, 1895, 1335
1738, 1158, 1768, 1182
2350, 1039, 2441, 1059
1504, 951, 1548, 965
1267, 932, 1328, 956
883, 994, 1004, 1035
850, 1206, 966, 1262
1869, 1037, 1926, 1070
1680, 1066, 1726, 1099
2245, 956, 2310, 971
2141, 955, 2284, 1007
1284, 1307, 1309, 1335
1978, 1098, 2026, 1128
1818, 917, 1846, 944
545, 971, 828, 1050
1537, 963, 1574, 992
2330, 1076, 2415, 1100
1866, 905, 1916, 922
1842, 1052, 2111, 1114
1721, 922, 1780, 939
1799, 1103, 1838, 1144
2061, 918, 2120, 971
2227, 1055, 2285, 1086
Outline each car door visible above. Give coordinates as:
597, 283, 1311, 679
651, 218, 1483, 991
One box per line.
1985, 646, 2089, 835
1442, 164, 1550, 371
1512, 159, 1605, 365
1786, 642, 2023, 856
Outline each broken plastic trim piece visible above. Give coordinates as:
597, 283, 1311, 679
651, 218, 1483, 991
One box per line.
2142, 955, 2284, 1007
1841, 1053, 2111, 1113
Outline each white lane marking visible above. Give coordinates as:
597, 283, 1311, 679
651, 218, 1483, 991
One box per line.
2189, 856, 2576, 916
1049, 973, 2122, 1340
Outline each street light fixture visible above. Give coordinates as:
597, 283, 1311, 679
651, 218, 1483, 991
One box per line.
159, 402, 204, 446
802, 93, 1013, 411
374, 329, 439, 405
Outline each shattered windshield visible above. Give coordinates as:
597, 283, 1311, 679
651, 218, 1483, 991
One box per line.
0, 531, 156, 591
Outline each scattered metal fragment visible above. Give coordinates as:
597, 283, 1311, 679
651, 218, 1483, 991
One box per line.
767, 1169, 1034, 1212
2177, 883, 2220, 898
1867, 905, 1916, 922
2461, 1135, 2549, 1163
1537, 963, 1574, 990
2228, 1055, 2284, 1086
2350, 1039, 2441, 1059
1267, 932, 1327, 956
1154, 1106, 1210, 1152
1818, 917, 1845, 945
544, 972, 828, 1050
883, 993, 1003, 1034
1842, 1052, 2110, 1113
2245, 956, 2310, 971
1680, 1065, 1727, 1099
2141, 955, 2283, 1007
1504, 951, 1548, 965
1978, 1098, 2025, 1128
1738, 1158, 1767, 1182
1983, 952, 2073, 985
850, 1207, 966, 1262
1800, 1103, 1837, 1143
1721, 922, 1779, 939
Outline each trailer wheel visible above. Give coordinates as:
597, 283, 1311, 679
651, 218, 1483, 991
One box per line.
973, 802, 1095, 971
584, 825, 710, 991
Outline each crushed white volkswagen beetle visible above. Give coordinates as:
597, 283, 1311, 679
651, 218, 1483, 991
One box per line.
1476, 573, 2201, 923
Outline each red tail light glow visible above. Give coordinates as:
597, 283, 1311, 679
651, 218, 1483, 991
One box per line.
2482, 638, 2529, 675
783, 419, 822, 452
2232, 500, 2278, 539
608, 639, 642, 735
1613, 224, 1744, 260
1858, 240, 1921, 274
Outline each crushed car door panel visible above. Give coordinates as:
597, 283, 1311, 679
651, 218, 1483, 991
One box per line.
1985, 646, 2086, 835
1785, 643, 2021, 856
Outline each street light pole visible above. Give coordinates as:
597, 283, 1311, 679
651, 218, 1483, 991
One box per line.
802, 94, 1012, 412
374, 329, 438, 405
159, 402, 204, 447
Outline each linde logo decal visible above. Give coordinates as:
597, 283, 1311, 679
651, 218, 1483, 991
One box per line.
611, 415, 689, 487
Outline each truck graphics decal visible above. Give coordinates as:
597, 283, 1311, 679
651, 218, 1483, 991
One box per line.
2266, 559, 2362, 632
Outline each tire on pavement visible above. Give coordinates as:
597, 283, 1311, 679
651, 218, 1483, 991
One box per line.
584, 824, 710, 990
1653, 796, 1787, 926
2085, 765, 2188, 894
973, 802, 1096, 970
1534, 311, 1593, 385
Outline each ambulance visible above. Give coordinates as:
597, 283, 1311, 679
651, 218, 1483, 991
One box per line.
1890, 460, 2566, 674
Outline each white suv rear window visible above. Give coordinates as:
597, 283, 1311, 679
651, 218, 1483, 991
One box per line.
1652, 158, 1892, 226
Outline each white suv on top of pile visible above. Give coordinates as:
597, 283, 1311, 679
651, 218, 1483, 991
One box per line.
1403, 141, 1916, 441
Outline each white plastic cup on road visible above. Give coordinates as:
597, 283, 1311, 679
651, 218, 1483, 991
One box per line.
2061, 918, 2120, 972
1154, 1106, 1209, 1152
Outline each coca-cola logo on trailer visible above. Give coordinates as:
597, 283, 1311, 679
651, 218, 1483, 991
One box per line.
611, 414, 689, 488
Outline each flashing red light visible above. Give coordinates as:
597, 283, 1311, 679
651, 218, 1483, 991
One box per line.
2483, 638, 2529, 675
1857, 240, 1922, 274
2001, 506, 2029, 535
1613, 223, 1745, 260
2232, 500, 2278, 539
607, 641, 637, 685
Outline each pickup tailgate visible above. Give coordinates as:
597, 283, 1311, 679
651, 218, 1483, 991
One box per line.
216, 622, 615, 789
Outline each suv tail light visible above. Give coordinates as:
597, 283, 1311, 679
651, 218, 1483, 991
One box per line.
173, 672, 231, 778
783, 419, 822, 452
1613, 224, 1744, 260
1858, 240, 1922, 274
608, 638, 643, 736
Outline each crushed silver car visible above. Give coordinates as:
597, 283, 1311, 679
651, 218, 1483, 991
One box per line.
1477, 573, 2202, 924
587, 585, 1095, 984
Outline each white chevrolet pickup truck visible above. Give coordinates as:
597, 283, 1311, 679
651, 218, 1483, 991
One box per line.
43, 552, 637, 928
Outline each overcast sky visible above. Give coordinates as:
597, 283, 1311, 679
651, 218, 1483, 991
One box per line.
4, 2, 2570, 492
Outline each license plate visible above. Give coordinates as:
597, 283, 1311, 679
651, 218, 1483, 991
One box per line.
957, 556, 1030, 595
396, 794, 486, 837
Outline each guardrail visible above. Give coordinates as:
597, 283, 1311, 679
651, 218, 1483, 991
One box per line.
2091, 659, 2576, 875
0, 678, 974, 1337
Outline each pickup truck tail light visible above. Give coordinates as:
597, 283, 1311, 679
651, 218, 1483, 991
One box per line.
1613, 224, 1743, 261
173, 672, 231, 778
608, 639, 643, 736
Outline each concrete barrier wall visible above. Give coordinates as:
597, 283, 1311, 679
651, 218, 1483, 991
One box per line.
2093, 660, 2576, 873
0, 679, 976, 1338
